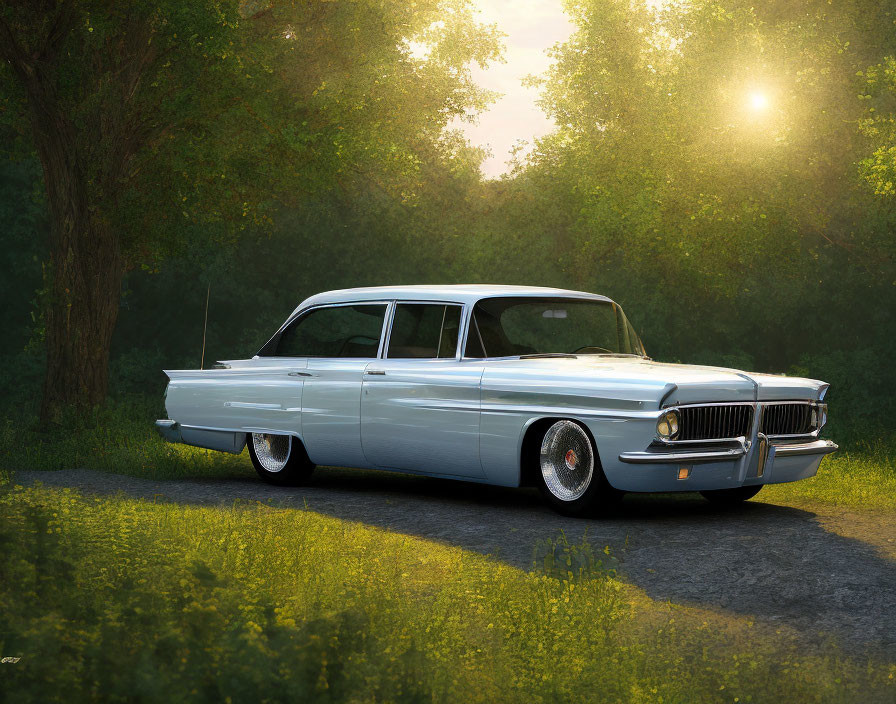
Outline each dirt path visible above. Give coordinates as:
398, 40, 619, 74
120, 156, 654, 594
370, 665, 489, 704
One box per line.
15, 467, 896, 658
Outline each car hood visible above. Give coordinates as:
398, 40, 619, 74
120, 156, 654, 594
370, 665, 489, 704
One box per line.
480, 357, 827, 408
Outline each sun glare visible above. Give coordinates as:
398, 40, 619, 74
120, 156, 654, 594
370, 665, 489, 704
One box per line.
748, 91, 770, 112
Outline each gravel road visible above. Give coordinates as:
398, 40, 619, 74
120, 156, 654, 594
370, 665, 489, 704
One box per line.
15, 467, 896, 657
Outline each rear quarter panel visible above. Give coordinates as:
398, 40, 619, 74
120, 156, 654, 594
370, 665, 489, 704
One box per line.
164, 363, 305, 435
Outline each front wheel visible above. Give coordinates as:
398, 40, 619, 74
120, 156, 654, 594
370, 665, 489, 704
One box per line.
537, 420, 622, 517
247, 433, 315, 486
700, 485, 763, 505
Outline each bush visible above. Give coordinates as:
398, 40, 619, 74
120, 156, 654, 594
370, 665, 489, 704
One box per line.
790, 348, 895, 446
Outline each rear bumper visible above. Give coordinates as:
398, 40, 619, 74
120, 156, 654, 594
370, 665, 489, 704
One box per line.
155, 419, 183, 443
155, 419, 246, 454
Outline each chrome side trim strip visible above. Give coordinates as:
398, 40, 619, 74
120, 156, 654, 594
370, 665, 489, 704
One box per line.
157, 420, 301, 439
224, 401, 282, 410
481, 404, 660, 421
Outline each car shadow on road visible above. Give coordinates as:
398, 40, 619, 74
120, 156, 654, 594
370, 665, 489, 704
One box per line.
234, 466, 896, 656
17, 466, 896, 656
289, 467, 896, 655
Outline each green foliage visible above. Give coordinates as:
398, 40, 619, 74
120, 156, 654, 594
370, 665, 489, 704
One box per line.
1, 483, 893, 703
857, 55, 896, 196
0, 0, 502, 266
0, 2, 892, 431
0, 0, 503, 415
0, 158, 47, 354
533, 530, 620, 581
1, 0, 250, 255
2, 0, 893, 423
479, 0, 896, 424
0, 396, 251, 480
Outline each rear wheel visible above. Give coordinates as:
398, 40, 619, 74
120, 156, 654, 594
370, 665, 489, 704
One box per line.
537, 420, 622, 517
247, 433, 315, 486
700, 485, 762, 505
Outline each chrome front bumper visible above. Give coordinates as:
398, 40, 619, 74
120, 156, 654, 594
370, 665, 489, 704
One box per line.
619, 438, 838, 464
772, 439, 840, 457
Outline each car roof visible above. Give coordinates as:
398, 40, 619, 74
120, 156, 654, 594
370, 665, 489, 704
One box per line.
296, 284, 614, 310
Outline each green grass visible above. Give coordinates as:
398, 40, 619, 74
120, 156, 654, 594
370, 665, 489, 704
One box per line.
1, 399, 894, 701
762, 442, 896, 511
1, 482, 893, 704
0, 396, 252, 480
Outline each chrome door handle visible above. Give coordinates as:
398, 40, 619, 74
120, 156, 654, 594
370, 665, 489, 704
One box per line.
288, 371, 312, 377
364, 370, 386, 375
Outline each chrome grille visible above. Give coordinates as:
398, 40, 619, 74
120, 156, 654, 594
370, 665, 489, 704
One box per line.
677, 404, 753, 441
760, 402, 817, 436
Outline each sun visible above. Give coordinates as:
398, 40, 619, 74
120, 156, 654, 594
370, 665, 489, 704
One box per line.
748, 91, 770, 112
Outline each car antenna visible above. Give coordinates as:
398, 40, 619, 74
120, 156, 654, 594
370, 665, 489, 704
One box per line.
200, 282, 210, 370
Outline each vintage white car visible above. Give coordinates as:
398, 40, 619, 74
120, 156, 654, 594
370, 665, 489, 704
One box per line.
156, 285, 837, 516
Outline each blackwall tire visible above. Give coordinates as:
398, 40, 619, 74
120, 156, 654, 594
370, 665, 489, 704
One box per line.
537, 420, 622, 517
700, 485, 763, 505
247, 433, 315, 486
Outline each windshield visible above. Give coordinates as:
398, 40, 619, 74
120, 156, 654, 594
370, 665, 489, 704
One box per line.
464, 297, 645, 358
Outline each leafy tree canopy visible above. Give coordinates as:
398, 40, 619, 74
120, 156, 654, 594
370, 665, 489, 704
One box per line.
0, 0, 501, 419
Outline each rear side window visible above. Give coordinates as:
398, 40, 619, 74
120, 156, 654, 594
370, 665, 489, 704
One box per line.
262, 304, 387, 358
387, 303, 462, 359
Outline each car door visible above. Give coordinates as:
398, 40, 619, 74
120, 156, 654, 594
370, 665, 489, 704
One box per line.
259, 301, 390, 468
361, 302, 485, 477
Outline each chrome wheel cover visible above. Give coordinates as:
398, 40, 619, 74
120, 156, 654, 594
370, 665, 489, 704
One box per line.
540, 421, 594, 502
252, 433, 291, 473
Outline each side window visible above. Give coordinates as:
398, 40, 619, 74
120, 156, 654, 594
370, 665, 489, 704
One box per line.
387, 304, 462, 359
269, 304, 387, 358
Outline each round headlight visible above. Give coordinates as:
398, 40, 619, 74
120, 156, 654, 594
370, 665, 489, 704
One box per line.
656, 410, 680, 440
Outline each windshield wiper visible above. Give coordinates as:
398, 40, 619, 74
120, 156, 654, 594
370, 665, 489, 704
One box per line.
519, 353, 578, 359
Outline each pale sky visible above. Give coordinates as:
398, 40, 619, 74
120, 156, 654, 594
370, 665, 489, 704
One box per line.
453, 0, 576, 179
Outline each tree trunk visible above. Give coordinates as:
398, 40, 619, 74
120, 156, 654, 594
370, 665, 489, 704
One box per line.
40, 207, 123, 425
1, 9, 146, 424
25, 90, 124, 424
